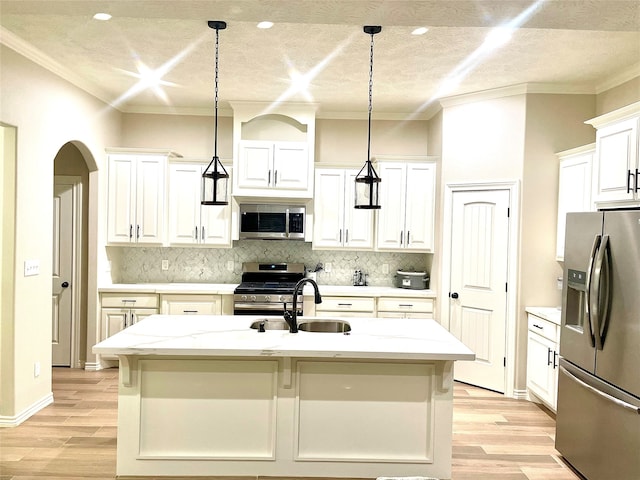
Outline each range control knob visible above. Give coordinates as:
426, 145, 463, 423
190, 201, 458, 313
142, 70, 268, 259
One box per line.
241, 295, 247, 301
264, 295, 271, 302
250, 295, 257, 302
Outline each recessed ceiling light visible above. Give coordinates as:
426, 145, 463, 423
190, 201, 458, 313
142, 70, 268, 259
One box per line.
93, 13, 112, 21
257, 21, 274, 29
411, 27, 429, 36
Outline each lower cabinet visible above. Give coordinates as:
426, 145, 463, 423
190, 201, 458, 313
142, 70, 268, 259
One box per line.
100, 293, 160, 360
377, 297, 434, 319
161, 294, 223, 315
315, 296, 375, 318
526, 313, 560, 411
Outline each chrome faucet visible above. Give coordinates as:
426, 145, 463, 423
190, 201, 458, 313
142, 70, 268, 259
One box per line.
284, 278, 322, 333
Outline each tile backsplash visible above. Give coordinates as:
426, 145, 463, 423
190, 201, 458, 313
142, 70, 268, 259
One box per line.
108, 241, 431, 286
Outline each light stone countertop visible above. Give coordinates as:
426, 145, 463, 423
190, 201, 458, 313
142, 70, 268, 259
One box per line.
92, 314, 474, 361
99, 283, 436, 298
525, 306, 562, 325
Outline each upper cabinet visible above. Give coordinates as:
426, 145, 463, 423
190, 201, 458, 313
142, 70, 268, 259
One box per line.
230, 102, 316, 199
375, 159, 437, 252
313, 168, 374, 250
106, 149, 180, 245
167, 162, 232, 247
586, 102, 640, 209
555, 144, 594, 261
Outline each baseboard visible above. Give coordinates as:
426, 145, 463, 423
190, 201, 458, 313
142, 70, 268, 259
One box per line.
512, 388, 528, 400
84, 361, 102, 371
0, 392, 54, 427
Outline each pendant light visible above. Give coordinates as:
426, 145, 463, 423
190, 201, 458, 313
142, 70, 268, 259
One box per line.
355, 25, 382, 210
201, 20, 230, 206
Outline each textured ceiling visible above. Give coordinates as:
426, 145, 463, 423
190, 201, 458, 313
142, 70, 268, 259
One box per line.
1, 0, 639, 118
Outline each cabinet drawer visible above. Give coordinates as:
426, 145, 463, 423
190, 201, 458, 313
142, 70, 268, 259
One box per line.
101, 293, 159, 309
377, 297, 434, 313
527, 314, 559, 343
161, 294, 222, 315
316, 296, 375, 313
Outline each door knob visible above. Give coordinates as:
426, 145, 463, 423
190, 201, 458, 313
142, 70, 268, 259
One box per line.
450, 292, 459, 299
61, 281, 69, 288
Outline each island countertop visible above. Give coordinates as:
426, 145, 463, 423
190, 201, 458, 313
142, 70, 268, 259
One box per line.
92, 314, 475, 361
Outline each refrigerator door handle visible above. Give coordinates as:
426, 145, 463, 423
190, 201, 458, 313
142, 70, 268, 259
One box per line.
560, 366, 640, 414
585, 234, 601, 348
591, 234, 611, 350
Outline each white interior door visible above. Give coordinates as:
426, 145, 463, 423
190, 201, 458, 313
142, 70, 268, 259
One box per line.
449, 189, 510, 393
52, 180, 75, 366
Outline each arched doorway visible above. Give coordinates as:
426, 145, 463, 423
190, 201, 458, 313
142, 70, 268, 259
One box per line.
52, 141, 96, 367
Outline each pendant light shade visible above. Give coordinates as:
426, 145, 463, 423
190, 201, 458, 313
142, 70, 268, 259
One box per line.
355, 25, 382, 210
202, 20, 229, 206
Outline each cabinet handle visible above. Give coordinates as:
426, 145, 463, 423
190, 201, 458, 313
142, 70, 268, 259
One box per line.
400, 231, 403, 245
201, 226, 205, 240
123, 313, 128, 329
268, 170, 271, 186
136, 225, 140, 239
129, 224, 133, 239
338, 303, 353, 307
345, 229, 349, 243
399, 304, 414, 308
547, 347, 553, 366
635, 169, 640, 193
274, 170, 278, 186
407, 230, 410, 245
195, 226, 198, 240
553, 350, 559, 369
131, 312, 136, 325
183, 310, 198, 314
339, 229, 342, 242
532, 323, 543, 330
627, 169, 634, 194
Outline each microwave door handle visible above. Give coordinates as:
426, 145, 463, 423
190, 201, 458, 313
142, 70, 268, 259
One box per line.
285, 208, 290, 238
585, 234, 601, 348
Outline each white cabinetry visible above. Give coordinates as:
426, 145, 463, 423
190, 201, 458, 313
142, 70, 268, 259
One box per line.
100, 293, 159, 360
107, 150, 177, 245
526, 313, 559, 411
315, 296, 375, 318
586, 102, 640, 208
161, 294, 222, 315
376, 160, 436, 252
168, 163, 231, 247
313, 168, 373, 249
237, 141, 308, 191
556, 144, 594, 260
377, 297, 434, 319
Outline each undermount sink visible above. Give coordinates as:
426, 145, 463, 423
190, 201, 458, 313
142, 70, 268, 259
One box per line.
249, 319, 289, 330
298, 319, 352, 333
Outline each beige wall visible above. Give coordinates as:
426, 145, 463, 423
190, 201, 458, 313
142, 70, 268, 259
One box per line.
0, 45, 121, 421
596, 77, 640, 115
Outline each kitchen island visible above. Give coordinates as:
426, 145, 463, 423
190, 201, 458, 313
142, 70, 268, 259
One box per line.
93, 314, 474, 479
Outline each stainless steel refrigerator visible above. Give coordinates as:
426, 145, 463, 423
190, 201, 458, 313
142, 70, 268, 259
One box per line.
556, 210, 640, 480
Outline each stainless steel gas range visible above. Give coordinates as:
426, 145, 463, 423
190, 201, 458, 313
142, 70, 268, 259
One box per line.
233, 262, 305, 316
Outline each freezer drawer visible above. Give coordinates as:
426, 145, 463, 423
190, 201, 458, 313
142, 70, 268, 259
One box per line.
556, 359, 640, 480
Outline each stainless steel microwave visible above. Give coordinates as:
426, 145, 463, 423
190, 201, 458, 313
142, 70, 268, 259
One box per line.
239, 204, 305, 240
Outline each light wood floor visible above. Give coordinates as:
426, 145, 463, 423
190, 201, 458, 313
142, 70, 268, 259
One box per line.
0, 368, 584, 480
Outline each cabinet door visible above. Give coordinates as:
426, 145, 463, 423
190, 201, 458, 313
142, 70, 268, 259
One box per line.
201, 203, 231, 246
344, 170, 374, 249
168, 164, 201, 245
313, 169, 345, 248
273, 142, 309, 190
107, 155, 136, 244
101, 308, 127, 340
237, 141, 273, 188
404, 163, 435, 251
556, 152, 593, 260
131, 308, 159, 325
527, 330, 557, 409
135, 156, 166, 244
592, 117, 638, 204
376, 163, 406, 249
163, 295, 221, 315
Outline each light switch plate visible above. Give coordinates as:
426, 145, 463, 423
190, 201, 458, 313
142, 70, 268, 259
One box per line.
161, 260, 169, 271
226, 261, 234, 272
324, 263, 332, 273
24, 259, 40, 277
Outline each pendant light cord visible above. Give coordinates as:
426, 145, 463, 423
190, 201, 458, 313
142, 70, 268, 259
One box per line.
367, 31, 374, 164
213, 26, 220, 161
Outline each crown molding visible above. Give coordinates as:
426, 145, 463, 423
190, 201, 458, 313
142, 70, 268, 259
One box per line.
0, 26, 115, 108
119, 105, 234, 117
585, 100, 640, 128
595, 63, 640, 94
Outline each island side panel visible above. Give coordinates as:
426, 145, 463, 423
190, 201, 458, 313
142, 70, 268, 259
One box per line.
115, 355, 456, 479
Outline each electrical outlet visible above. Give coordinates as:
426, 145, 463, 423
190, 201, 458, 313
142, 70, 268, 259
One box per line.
24, 259, 40, 277
382, 263, 389, 274
226, 261, 234, 272
34, 362, 41, 378
324, 263, 332, 273
161, 260, 169, 271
